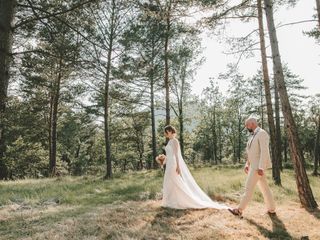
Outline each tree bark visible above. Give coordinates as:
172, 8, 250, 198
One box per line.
135, 125, 144, 171
218, 116, 222, 163
150, 68, 157, 169
164, 1, 171, 126
313, 115, 320, 175
284, 134, 288, 163
148, 35, 158, 169
265, 0, 318, 209
0, 0, 16, 179
49, 57, 63, 176
212, 106, 217, 164
257, 0, 281, 185
104, 0, 116, 179
179, 110, 185, 158
316, 0, 320, 29
274, 80, 283, 170
238, 114, 242, 163
259, 81, 264, 129
178, 64, 186, 159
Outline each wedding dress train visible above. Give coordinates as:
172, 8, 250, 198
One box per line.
162, 139, 228, 210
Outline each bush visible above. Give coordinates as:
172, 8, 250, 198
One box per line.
5, 136, 48, 179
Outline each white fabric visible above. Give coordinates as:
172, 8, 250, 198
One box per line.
162, 138, 228, 210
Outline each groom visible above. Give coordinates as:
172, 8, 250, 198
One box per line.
229, 117, 276, 217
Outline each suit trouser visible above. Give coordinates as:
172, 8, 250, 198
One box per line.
238, 169, 276, 211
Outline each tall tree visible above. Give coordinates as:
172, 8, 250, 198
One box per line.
140, 3, 163, 168
0, 0, 17, 179
222, 66, 249, 163
156, 0, 189, 126
171, 32, 202, 158
86, 0, 132, 179
202, 81, 224, 164
274, 76, 283, 170
0, 0, 100, 179
20, 5, 85, 175
257, 0, 281, 185
264, 0, 318, 209
103, 0, 116, 179
163, 0, 172, 126
118, 2, 164, 169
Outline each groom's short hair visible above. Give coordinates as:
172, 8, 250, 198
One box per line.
245, 116, 258, 125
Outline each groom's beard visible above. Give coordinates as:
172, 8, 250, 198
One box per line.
247, 128, 253, 133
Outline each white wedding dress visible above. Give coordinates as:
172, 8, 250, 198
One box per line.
162, 138, 228, 210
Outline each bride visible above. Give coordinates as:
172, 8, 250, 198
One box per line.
160, 125, 228, 210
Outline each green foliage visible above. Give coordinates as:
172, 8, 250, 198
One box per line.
2, 0, 318, 180
58, 111, 103, 175
5, 137, 48, 179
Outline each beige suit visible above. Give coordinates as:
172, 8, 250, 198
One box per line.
238, 127, 276, 212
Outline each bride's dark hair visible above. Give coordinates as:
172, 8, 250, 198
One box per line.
164, 125, 177, 134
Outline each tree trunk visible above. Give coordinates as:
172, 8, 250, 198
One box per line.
0, 0, 16, 180
178, 63, 186, 159
212, 107, 217, 164
104, 0, 116, 179
284, 134, 288, 163
49, 57, 62, 176
179, 111, 185, 159
138, 138, 144, 170
150, 69, 157, 169
313, 115, 320, 176
149, 39, 157, 169
123, 159, 127, 172
316, 0, 320, 29
274, 80, 283, 170
75, 143, 81, 158
218, 117, 222, 163
260, 81, 264, 129
238, 114, 242, 163
232, 130, 237, 163
257, 0, 281, 185
164, 2, 171, 126
265, 0, 318, 209
104, 64, 112, 179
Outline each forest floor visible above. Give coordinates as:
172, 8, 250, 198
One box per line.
0, 167, 319, 240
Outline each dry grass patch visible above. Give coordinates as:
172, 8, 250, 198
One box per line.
14, 200, 318, 240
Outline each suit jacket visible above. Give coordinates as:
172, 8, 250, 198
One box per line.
246, 127, 272, 170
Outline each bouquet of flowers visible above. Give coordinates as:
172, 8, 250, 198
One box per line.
155, 154, 166, 168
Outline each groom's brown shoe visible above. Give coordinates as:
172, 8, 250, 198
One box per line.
228, 208, 243, 218
267, 210, 276, 216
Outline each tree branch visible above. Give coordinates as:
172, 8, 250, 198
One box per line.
15, 0, 97, 29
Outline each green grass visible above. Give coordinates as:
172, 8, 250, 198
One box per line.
0, 170, 164, 239
0, 170, 163, 207
0, 167, 319, 239
1, 167, 319, 210
190, 167, 320, 204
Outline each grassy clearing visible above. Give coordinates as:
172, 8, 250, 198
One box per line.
0, 167, 319, 239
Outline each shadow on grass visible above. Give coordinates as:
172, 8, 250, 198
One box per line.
151, 207, 190, 234
246, 214, 292, 240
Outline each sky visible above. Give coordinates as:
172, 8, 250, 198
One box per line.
192, 0, 320, 98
